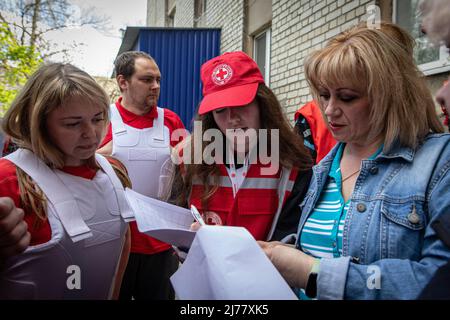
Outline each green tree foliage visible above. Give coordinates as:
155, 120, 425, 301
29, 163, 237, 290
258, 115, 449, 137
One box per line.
0, 0, 109, 115
0, 22, 41, 115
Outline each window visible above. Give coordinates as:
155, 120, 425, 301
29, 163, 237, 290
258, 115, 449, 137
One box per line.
254, 28, 271, 83
394, 0, 450, 75
194, 0, 206, 27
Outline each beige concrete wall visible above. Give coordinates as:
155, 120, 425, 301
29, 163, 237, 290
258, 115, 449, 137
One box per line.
147, 0, 167, 26
204, 0, 245, 52
270, 0, 375, 121
168, 0, 244, 52
174, 0, 195, 27
247, 0, 272, 35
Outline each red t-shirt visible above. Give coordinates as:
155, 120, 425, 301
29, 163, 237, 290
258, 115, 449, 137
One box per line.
101, 98, 186, 255
0, 159, 103, 246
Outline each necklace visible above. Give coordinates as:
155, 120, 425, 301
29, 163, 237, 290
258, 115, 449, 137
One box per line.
342, 168, 360, 182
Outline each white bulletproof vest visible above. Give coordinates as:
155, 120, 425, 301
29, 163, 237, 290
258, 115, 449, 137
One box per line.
0, 149, 134, 299
110, 104, 171, 198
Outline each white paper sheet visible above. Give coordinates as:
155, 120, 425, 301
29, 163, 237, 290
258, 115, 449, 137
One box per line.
124, 188, 196, 249
170, 226, 298, 300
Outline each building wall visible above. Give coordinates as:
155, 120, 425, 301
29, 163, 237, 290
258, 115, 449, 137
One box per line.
247, 0, 272, 35
170, 0, 244, 52
148, 0, 374, 121
146, 0, 449, 126
206, 0, 244, 52
271, 0, 375, 119
147, 0, 167, 27
174, 0, 195, 27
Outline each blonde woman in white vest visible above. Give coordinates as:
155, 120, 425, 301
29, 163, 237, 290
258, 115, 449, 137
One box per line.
0, 63, 134, 299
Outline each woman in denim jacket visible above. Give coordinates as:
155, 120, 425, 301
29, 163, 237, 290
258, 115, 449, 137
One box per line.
260, 25, 450, 299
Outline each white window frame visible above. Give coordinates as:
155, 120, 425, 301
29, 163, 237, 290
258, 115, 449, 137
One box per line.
253, 28, 271, 84
393, 0, 450, 76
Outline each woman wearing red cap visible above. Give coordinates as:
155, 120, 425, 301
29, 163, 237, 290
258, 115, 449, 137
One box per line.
169, 51, 313, 243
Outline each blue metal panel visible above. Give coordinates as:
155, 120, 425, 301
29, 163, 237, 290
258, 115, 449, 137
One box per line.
136, 28, 221, 130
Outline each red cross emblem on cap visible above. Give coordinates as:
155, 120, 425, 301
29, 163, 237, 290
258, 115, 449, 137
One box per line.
212, 64, 233, 86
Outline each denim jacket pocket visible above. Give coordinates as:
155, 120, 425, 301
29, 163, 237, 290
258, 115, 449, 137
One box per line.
381, 200, 426, 230
380, 200, 426, 259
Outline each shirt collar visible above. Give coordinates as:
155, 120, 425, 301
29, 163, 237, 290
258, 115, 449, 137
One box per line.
116, 97, 158, 120
328, 143, 384, 181
329, 143, 345, 181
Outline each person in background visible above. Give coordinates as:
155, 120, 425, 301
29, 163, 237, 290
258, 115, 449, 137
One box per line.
97, 51, 184, 300
294, 100, 336, 164
260, 25, 450, 299
0, 63, 133, 299
420, 0, 450, 131
437, 80, 450, 132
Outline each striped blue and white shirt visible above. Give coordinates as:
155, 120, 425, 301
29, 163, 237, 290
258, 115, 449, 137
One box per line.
300, 143, 382, 259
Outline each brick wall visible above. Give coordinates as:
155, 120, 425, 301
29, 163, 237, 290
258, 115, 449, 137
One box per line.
271, 0, 375, 122
175, 0, 195, 27
147, 0, 167, 27
160, 0, 244, 52
147, 0, 378, 121
203, 0, 244, 52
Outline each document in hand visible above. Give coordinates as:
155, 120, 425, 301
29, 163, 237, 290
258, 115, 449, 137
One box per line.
170, 226, 298, 300
124, 188, 196, 248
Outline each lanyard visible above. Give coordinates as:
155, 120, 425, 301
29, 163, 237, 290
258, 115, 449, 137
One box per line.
227, 150, 249, 197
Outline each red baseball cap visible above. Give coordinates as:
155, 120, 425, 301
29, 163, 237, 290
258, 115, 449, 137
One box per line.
198, 51, 265, 115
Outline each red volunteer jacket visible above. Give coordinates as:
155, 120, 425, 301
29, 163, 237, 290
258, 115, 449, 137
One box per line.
189, 162, 299, 241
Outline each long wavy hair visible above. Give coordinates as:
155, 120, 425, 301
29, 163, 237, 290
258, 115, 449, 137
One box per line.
172, 83, 313, 209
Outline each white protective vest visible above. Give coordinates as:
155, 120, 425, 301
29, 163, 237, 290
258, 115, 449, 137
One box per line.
110, 104, 171, 198
0, 149, 134, 300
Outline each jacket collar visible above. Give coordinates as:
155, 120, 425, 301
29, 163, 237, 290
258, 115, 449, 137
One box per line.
319, 141, 416, 167
377, 141, 415, 163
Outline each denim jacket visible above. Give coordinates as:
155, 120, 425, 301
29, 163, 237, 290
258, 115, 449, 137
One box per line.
296, 133, 450, 299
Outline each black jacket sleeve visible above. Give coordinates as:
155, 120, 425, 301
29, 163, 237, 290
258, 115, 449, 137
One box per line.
295, 115, 317, 164
270, 168, 313, 242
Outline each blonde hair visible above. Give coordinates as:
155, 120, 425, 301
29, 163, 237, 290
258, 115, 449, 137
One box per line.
3, 63, 110, 168
2, 63, 110, 222
371, 21, 415, 58
305, 26, 444, 151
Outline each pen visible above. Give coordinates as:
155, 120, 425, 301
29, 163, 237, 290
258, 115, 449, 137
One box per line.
190, 205, 206, 226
